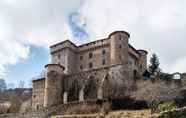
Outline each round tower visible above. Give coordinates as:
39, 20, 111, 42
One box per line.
109, 31, 130, 65
138, 50, 148, 74
43, 64, 65, 107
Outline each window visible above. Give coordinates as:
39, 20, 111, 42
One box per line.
119, 54, 121, 60
102, 49, 106, 55
133, 70, 137, 80
80, 56, 83, 60
58, 53, 61, 59
36, 105, 39, 110
119, 34, 122, 40
119, 45, 122, 49
80, 65, 83, 70
102, 59, 106, 65
89, 52, 93, 59
89, 62, 93, 69
135, 61, 137, 65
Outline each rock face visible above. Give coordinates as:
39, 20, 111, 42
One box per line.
31, 31, 148, 110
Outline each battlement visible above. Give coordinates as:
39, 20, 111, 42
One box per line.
108, 31, 130, 38
50, 40, 78, 54
45, 64, 65, 73
78, 38, 110, 51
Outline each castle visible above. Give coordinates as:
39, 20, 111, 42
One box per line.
32, 31, 148, 110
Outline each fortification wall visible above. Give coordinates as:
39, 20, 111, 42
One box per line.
62, 64, 131, 103
76, 44, 110, 72
32, 79, 45, 109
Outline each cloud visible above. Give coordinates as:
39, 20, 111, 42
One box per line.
68, 12, 89, 41
0, 0, 84, 77
78, 0, 186, 73
0, 0, 186, 78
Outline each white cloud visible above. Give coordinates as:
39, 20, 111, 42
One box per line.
0, 0, 82, 77
78, 0, 186, 73
0, 0, 186, 78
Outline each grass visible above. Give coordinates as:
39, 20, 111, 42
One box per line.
109, 109, 151, 118
50, 109, 151, 118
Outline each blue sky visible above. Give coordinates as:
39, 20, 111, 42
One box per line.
0, 0, 186, 87
5, 46, 49, 88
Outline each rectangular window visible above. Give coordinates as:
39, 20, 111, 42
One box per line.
58, 53, 61, 59
119, 45, 122, 49
80, 65, 83, 70
89, 52, 93, 59
102, 49, 106, 55
80, 56, 83, 60
89, 62, 93, 69
102, 59, 106, 65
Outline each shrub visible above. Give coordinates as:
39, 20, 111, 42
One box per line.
157, 101, 177, 112
157, 110, 182, 118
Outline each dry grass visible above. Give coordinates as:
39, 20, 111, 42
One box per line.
51, 109, 151, 118
108, 109, 151, 118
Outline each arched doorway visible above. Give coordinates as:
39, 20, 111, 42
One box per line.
84, 76, 97, 100
97, 74, 111, 100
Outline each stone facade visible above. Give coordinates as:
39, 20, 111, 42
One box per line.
32, 78, 45, 109
32, 31, 148, 109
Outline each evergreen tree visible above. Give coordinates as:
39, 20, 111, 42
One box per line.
149, 53, 160, 75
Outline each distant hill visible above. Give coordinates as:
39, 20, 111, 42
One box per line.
0, 88, 32, 102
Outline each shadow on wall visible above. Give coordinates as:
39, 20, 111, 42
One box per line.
111, 98, 149, 110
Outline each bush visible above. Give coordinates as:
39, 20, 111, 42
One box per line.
157, 110, 183, 118
157, 101, 177, 112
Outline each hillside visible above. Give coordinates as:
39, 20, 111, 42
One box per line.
0, 88, 32, 102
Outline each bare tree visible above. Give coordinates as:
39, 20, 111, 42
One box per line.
18, 80, 25, 88
0, 78, 7, 92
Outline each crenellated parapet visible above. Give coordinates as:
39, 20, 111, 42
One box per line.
45, 64, 65, 73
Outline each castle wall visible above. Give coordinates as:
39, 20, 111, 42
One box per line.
49, 31, 147, 76
44, 64, 64, 107
32, 31, 148, 109
61, 65, 130, 103
76, 44, 110, 72
51, 41, 77, 74
128, 54, 139, 79
32, 79, 45, 109
110, 31, 129, 65
61, 48, 77, 74
138, 50, 148, 74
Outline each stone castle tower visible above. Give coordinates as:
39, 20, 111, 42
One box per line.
43, 64, 65, 107
32, 31, 148, 109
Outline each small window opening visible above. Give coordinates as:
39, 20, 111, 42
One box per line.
89, 62, 93, 68
89, 52, 93, 58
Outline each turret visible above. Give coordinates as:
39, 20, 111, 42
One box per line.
43, 64, 65, 107
109, 31, 130, 65
138, 50, 148, 74
50, 40, 78, 74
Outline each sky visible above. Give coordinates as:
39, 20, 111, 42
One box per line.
0, 0, 186, 87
